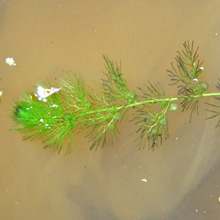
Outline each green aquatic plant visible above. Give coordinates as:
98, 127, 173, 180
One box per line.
11, 41, 220, 153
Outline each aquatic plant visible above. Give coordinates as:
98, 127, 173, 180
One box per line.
11, 41, 220, 153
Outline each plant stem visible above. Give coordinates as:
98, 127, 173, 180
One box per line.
75, 92, 220, 118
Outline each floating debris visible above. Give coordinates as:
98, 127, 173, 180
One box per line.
5, 57, 16, 66
34, 86, 61, 102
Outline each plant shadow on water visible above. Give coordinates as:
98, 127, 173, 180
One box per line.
66, 167, 118, 220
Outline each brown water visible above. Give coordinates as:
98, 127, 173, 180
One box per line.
1, 0, 220, 219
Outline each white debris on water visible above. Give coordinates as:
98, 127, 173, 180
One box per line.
5, 57, 16, 66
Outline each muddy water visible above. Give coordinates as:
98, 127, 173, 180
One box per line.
1, 0, 220, 219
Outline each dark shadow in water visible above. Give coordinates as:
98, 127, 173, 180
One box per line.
165, 161, 220, 220
66, 167, 118, 220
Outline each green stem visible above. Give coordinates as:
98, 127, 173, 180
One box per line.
77, 92, 220, 117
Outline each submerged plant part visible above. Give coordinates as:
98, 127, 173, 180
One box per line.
11, 42, 220, 153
